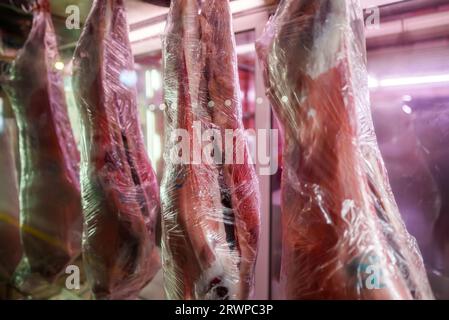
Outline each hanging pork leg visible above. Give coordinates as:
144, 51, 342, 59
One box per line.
72, 0, 161, 299
5, 0, 82, 286
161, 0, 260, 300
256, 0, 434, 299
200, 0, 261, 300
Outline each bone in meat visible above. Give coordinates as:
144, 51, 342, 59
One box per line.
72, 0, 161, 299
161, 0, 260, 300
5, 0, 82, 285
201, 0, 261, 300
256, 0, 434, 299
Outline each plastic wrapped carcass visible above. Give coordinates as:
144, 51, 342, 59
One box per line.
161, 0, 260, 300
72, 0, 161, 299
256, 0, 434, 299
3, 0, 82, 289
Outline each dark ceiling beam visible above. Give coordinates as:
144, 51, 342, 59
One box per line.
141, 0, 171, 7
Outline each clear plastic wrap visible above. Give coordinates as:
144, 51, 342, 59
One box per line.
161, 0, 261, 300
4, 0, 82, 291
72, 0, 161, 299
256, 0, 434, 299
0, 112, 21, 289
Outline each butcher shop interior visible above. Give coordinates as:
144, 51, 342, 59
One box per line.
0, 0, 449, 300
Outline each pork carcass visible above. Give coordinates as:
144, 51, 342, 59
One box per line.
72, 0, 161, 299
161, 0, 260, 300
256, 0, 434, 299
202, 0, 261, 299
5, 0, 82, 285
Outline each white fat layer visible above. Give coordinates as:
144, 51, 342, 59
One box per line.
195, 248, 240, 299
306, 0, 348, 79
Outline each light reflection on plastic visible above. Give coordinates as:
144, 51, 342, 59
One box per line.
120, 70, 138, 88
146, 109, 161, 169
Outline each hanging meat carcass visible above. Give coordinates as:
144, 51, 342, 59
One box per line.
202, 0, 261, 300
161, 0, 260, 300
72, 0, 161, 299
256, 0, 434, 299
4, 0, 82, 287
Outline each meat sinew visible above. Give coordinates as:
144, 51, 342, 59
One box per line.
256, 0, 434, 299
161, 0, 260, 300
5, 0, 82, 285
72, 0, 161, 299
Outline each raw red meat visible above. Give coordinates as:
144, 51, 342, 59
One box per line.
72, 0, 161, 299
161, 0, 260, 300
256, 0, 434, 299
202, 0, 261, 300
5, 0, 82, 286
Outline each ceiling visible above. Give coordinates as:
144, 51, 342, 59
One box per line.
1, 0, 449, 59
49, 0, 168, 24
0, 0, 278, 59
